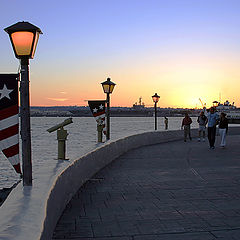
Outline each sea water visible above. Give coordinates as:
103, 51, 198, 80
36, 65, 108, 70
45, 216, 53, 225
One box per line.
0, 116, 198, 189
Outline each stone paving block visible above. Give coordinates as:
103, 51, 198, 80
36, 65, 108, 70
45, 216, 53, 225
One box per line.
112, 220, 140, 235
54, 222, 75, 232
115, 213, 142, 222
134, 232, 216, 240
160, 221, 186, 233
54, 238, 131, 240
94, 237, 131, 240
218, 209, 240, 218
202, 219, 224, 230
211, 229, 240, 239
223, 216, 240, 228
70, 226, 93, 238
52, 231, 70, 239
54, 214, 76, 224
92, 220, 123, 237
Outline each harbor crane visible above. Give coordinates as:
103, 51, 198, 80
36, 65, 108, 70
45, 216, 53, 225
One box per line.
199, 98, 207, 114
199, 98, 206, 109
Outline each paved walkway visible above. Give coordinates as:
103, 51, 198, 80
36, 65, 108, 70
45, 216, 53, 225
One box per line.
53, 135, 240, 240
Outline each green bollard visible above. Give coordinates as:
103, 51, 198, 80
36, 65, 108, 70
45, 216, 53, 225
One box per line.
97, 124, 103, 142
57, 127, 68, 160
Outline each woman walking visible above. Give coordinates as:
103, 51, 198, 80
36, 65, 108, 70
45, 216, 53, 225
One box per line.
219, 112, 228, 148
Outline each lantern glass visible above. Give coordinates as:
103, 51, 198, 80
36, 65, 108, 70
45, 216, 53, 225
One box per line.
102, 83, 115, 94
31, 31, 40, 58
109, 84, 115, 93
152, 93, 160, 103
101, 79, 116, 94
102, 84, 110, 93
11, 31, 34, 57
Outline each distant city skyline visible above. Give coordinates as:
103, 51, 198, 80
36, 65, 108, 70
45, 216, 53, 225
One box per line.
0, 0, 240, 108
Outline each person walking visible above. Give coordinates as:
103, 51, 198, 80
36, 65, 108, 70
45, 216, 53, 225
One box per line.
207, 107, 219, 149
181, 113, 192, 142
219, 112, 228, 148
164, 117, 168, 130
197, 111, 208, 142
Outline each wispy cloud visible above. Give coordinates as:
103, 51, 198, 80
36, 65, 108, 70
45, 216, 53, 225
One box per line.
59, 91, 67, 94
47, 98, 68, 102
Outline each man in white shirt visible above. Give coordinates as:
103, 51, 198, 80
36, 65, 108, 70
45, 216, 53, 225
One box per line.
207, 107, 219, 149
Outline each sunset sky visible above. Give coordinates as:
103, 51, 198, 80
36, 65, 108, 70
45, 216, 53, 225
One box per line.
0, 0, 240, 108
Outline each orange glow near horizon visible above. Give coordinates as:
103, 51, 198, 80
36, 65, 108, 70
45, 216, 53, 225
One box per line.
30, 80, 240, 109
29, 41, 240, 109
29, 59, 240, 109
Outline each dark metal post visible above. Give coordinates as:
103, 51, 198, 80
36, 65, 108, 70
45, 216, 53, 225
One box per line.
106, 92, 110, 140
20, 58, 32, 186
155, 102, 157, 130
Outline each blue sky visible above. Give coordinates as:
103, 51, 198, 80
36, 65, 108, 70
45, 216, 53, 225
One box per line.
0, 0, 240, 107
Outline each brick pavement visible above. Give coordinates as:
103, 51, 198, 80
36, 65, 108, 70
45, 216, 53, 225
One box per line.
53, 135, 240, 240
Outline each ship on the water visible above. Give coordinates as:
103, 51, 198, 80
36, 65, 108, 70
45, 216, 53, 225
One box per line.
69, 97, 153, 117
213, 100, 240, 124
110, 97, 153, 117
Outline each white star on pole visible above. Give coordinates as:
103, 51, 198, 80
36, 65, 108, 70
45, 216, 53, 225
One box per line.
93, 107, 98, 113
0, 84, 14, 100
99, 104, 104, 110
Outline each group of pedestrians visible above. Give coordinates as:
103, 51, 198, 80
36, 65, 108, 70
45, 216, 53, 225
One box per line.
181, 107, 228, 149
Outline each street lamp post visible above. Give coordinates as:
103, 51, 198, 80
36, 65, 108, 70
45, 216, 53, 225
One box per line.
152, 93, 160, 130
5, 21, 42, 186
101, 78, 116, 140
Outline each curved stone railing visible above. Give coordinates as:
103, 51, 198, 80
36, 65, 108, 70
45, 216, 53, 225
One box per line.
1, 127, 239, 240
40, 129, 198, 239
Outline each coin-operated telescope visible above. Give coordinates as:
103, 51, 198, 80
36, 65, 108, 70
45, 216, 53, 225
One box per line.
47, 118, 73, 160
96, 118, 104, 143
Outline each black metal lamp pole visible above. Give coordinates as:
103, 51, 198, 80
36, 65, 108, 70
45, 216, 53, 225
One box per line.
101, 78, 116, 141
5, 21, 42, 186
106, 92, 110, 140
154, 102, 157, 130
20, 58, 32, 185
152, 93, 160, 131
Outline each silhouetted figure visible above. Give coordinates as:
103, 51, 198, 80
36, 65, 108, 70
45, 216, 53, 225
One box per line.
164, 117, 168, 130
181, 113, 192, 142
219, 112, 228, 148
207, 107, 219, 149
197, 111, 208, 142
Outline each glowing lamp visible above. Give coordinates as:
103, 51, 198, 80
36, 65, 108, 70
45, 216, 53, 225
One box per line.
101, 78, 116, 94
152, 93, 160, 103
100, 77, 116, 140
4, 21, 42, 59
